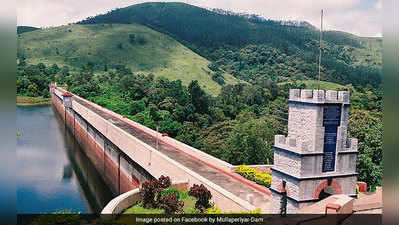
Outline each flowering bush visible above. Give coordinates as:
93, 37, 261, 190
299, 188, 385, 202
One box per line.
205, 205, 262, 214
235, 165, 271, 187
204, 205, 222, 214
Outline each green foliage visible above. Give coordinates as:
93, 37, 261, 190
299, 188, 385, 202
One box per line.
349, 110, 383, 191
123, 204, 165, 214
223, 110, 279, 165
235, 165, 272, 187
161, 188, 180, 200
128, 100, 146, 115
17, 95, 50, 104
27, 83, 39, 97
179, 190, 189, 200
188, 80, 209, 114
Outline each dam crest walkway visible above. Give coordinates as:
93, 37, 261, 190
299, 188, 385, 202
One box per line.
55, 87, 270, 212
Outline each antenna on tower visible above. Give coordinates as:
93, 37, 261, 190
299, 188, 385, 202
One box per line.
317, 9, 323, 90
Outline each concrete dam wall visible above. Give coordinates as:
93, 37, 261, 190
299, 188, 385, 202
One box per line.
51, 85, 270, 212
52, 90, 153, 196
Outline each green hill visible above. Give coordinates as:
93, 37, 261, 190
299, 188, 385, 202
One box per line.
78, 2, 382, 88
17, 24, 242, 95
17, 26, 40, 34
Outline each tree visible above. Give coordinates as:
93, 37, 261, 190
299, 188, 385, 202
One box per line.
27, 83, 39, 97
188, 80, 209, 114
349, 109, 383, 191
128, 33, 136, 44
128, 100, 146, 115
223, 110, 278, 165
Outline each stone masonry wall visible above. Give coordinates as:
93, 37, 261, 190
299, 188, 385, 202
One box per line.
271, 89, 357, 214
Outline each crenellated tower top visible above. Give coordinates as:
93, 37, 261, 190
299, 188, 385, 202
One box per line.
270, 89, 358, 214
289, 89, 350, 104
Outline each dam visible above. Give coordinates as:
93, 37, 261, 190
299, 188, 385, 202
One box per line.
50, 84, 271, 212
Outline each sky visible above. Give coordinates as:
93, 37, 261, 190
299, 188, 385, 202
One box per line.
17, 0, 382, 37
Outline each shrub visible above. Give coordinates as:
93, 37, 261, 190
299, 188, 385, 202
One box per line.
141, 179, 159, 208
128, 34, 136, 44
161, 187, 180, 199
179, 190, 189, 200
235, 165, 271, 187
188, 184, 213, 212
137, 36, 147, 45
140, 176, 172, 208
157, 194, 184, 214
158, 175, 171, 188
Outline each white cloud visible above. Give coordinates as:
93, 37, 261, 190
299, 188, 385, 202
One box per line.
17, 0, 382, 37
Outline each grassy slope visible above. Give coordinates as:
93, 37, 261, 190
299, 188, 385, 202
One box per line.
18, 24, 241, 95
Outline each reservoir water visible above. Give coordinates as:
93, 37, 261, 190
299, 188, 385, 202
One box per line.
17, 105, 114, 213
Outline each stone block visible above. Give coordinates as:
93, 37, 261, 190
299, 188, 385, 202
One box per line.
326, 90, 338, 101
289, 89, 301, 100
313, 89, 325, 101
301, 140, 310, 152
275, 135, 286, 146
338, 91, 350, 103
288, 138, 297, 147
346, 138, 358, 151
301, 89, 313, 99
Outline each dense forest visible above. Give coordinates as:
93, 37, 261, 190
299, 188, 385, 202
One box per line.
17, 2, 382, 190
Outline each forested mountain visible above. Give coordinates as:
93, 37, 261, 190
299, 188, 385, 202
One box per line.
78, 2, 382, 88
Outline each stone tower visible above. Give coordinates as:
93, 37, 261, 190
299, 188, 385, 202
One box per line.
270, 89, 358, 214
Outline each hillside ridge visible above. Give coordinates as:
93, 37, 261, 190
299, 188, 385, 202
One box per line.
17, 23, 242, 95
77, 2, 381, 88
